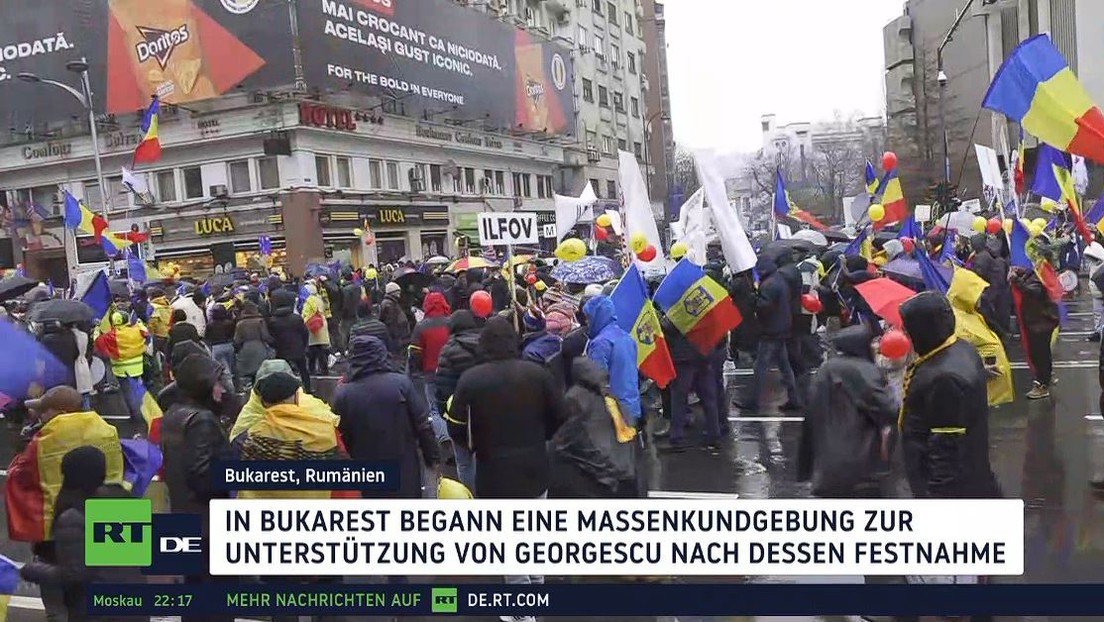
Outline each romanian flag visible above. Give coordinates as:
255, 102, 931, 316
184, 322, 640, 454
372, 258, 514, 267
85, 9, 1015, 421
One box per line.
865, 161, 879, 195
0, 319, 67, 410
1012, 131, 1026, 195
100, 231, 131, 257
1084, 196, 1104, 235
773, 169, 827, 230
844, 226, 868, 257
133, 97, 161, 164
126, 376, 163, 432
62, 189, 108, 239
873, 169, 908, 228
610, 264, 676, 389
0, 554, 17, 622
983, 34, 1104, 164
1031, 143, 1071, 202
5, 411, 124, 541
653, 258, 742, 355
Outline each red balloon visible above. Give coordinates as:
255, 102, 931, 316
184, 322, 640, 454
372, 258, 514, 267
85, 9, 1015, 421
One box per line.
901, 237, 916, 253
595, 226, 609, 241
525, 273, 538, 285
985, 218, 1001, 235
800, 292, 823, 314
882, 151, 898, 171
879, 329, 912, 359
637, 244, 657, 261
470, 290, 493, 318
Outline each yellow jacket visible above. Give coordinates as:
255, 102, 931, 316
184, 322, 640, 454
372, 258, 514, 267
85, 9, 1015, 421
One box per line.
147, 297, 172, 338
947, 267, 1014, 406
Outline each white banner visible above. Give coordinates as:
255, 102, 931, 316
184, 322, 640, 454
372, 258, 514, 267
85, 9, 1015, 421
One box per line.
618, 150, 664, 271
553, 184, 597, 242
694, 149, 757, 273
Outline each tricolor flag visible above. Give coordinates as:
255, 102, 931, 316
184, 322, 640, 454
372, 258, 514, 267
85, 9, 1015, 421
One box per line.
133, 97, 161, 164
80, 271, 113, 320
873, 168, 908, 228
653, 259, 742, 355
983, 34, 1104, 164
125, 376, 163, 432
1031, 143, 1071, 202
844, 226, 868, 257
1084, 196, 1104, 235
1010, 218, 1034, 269
865, 161, 879, 196
100, 230, 131, 258
610, 264, 676, 388
773, 169, 828, 230
1011, 131, 1026, 195
62, 189, 108, 239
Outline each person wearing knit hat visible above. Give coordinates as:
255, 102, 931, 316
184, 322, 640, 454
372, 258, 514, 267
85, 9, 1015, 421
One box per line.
254, 372, 301, 406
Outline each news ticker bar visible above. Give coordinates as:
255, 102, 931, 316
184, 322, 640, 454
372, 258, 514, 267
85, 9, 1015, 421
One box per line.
89, 583, 1104, 616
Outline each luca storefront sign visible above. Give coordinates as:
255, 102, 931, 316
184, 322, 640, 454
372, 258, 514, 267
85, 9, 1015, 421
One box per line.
194, 216, 235, 235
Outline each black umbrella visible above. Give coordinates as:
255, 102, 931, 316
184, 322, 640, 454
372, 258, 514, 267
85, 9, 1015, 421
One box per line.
108, 279, 130, 298
28, 298, 94, 324
760, 239, 817, 264
393, 266, 432, 290
0, 275, 38, 302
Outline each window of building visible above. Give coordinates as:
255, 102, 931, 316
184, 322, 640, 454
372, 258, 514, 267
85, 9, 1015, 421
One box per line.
154, 170, 177, 202
314, 156, 331, 187
83, 178, 124, 213
512, 172, 532, 197
582, 78, 593, 102
335, 156, 352, 188
463, 167, 476, 194
589, 178, 600, 197
578, 26, 588, 48
598, 86, 609, 107
625, 12, 633, 34
543, 175, 554, 197
591, 0, 602, 15
409, 163, 428, 192
627, 52, 636, 74
586, 129, 598, 147
495, 170, 506, 195
606, 180, 617, 198
607, 4, 617, 24
613, 91, 624, 111
630, 97, 640, 117
537, 174, 548, 199
429, 164, 442, 192
369, 160, 383, 188
386, 161, 399, 189
257, 157, 280, 190
618, 138, 627, 151
181, 166, 204, 199
611, 43, 620, 68
594, 33, 604, 56
602, 134, 615, 155
633, 141, 642, 158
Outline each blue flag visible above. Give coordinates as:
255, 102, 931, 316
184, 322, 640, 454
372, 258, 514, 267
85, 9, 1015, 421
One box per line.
916, 250, 950, 294
939, 229, 958, 263
0, 319, 67, 409
844, 226, 868, 256
1031, 144, 1072, 202
897, 214, 921, 240
258, 235, 272, 256
1010, 219, 1034, 269
126, 249, 147, 284
81, 271, 113, 320
1084, 195, 1104, 229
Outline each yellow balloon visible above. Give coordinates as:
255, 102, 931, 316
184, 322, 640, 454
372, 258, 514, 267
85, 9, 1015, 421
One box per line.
1030, 223, 1045, 237
555, 238, 587, 262
365, 268, 378, 279
629, 231, 648, 254
1031, 218, 1048, 232
595, 213, 612, 228
971, 216, 987, 233
671, 241, 689, 259
868, 204, 885, 222
534, 280, 547, 292
1002, 218, 1013, 234
353, 228, 364, 237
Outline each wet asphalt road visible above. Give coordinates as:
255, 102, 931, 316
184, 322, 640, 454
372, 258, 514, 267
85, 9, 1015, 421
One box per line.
4, 298, 1104, 621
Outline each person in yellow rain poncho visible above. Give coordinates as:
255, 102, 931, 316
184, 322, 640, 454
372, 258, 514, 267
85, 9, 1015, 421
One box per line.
94, 310, 158, 428
947, 267, 1014, 406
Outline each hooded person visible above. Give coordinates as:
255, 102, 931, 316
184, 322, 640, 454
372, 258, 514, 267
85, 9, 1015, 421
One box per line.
380, 281, 413, 360
549, 359, 642, 499
1010, 265, 1060, 399
19, 446, 143, 622
349, 299, 394, 353
544, 301, 577, 337
734, 255, 802, 414
947, 268, 1014, 406
233, 371, 347, 499
157, 341, 241, 431
434, 310, 484, 489
332, 336, 440, 499
968, 233, 1013, 335
582, 295, 641, 425
165, 308, 201, 365
231, 359, 339, 440
301, 283, 331, 376
267, 286, 311, 393
798, 325, 898, 498
94, 309, 149, 427
409, 291, 452, 445
233, 301, 273, 388
899, 292, 1001, 499
520, 308, 565, 387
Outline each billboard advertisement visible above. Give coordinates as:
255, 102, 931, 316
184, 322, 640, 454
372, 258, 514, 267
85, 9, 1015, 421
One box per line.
297, 0, 576, 135
0, 0, 295, 126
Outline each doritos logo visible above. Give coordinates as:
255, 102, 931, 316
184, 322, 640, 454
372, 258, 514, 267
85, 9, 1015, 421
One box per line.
135, 25, 190, 69
526, 78, 545, 102
351, 0, 395, 17
682, 285, 714, 317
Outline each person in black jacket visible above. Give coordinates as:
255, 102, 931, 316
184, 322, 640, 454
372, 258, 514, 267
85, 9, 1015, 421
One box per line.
267, 298, 311, 393
349, 299, 394, 353
735, 255, 801, 413
798, 325, 897, 498
435, 310, 483, 490
20, 446, 145, 622
338, 273, 364, 353
37, 320, 78, 388
166, 308, 201, 367
380, 282, 413, 361
662, 322, 721, 453
332, 335, 441, 499
1010, 266, 1060, 399
899, 292, 1001, 499
969, 234, 1013, 335
205, 304, 237, 390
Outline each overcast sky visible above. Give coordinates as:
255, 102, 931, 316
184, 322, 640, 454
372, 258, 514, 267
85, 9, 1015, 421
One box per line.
663, 0, 904, 152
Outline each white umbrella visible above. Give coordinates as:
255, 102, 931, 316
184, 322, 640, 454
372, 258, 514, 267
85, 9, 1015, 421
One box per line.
791, 229, 828, 247
426, 256, 451, 265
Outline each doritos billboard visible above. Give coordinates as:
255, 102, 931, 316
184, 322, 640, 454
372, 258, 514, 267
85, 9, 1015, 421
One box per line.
0, 0, 295, 126
297, 0, 576, 135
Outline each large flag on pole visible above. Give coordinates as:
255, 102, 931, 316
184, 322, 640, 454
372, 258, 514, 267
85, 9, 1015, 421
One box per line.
618, 150, 664, 271
133, 97, 161, 164
694, 150, 757, 272
873, 169, 908, 227
653, 259, 742, 355
62, 189, 108, 240
865, 161, 879, 195
983, 34, 1104, 163
610, 264, 676, 388
773, 169, 828, 230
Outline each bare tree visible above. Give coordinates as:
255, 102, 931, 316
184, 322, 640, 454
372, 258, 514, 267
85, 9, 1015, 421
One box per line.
672, 146, 701, 198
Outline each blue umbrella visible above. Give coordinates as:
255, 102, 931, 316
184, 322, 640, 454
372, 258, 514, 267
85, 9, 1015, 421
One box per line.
550, 256, 623, 285
882, 256, 952, 287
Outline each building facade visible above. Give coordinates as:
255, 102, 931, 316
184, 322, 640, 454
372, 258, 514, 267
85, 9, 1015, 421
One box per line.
640, 0, 675, 210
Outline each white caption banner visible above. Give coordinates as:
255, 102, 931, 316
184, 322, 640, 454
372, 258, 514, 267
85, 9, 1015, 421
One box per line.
208, 499, 1024, 576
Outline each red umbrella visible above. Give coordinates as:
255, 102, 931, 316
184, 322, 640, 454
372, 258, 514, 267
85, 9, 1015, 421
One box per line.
853, 277, 919, 328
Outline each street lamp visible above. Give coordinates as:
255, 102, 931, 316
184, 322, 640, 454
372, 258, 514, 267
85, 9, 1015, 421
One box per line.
937, 68, 950, 184
18, 57, 111, 219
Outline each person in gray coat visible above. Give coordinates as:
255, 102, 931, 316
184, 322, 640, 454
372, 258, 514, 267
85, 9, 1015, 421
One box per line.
233, 301, 273, 389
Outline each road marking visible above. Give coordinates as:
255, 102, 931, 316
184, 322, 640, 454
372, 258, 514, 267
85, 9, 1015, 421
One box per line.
648, 490, 740, 499
9, 596, 44, 611
727, 415, 804, 423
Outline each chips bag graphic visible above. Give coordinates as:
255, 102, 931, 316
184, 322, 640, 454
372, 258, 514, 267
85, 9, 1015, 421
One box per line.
106, 0, 266, 111
514, 30, 566, 133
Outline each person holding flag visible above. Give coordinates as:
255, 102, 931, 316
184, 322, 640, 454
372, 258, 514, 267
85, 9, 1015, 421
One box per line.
93, 309, 151, 427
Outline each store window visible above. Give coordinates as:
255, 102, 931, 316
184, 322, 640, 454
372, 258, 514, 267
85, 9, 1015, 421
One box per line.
258, 157, 280, 190
15, 186, 61, 217
606, 180, 617, 199
429, 164, 442, 192
335, 156, 352, 188
369, 160, 383, 189
183, 166, 204, 199
375, 235, 407, 264
386, 161, 400, 189
315, 155, 331, 187
421, 232, 447, 258
154, 170, 177, 203
228, 160, 252, 194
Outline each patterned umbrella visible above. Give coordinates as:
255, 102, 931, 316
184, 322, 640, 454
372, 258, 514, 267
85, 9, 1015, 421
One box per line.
447, 257, 499, 272
550, 255, 623, 285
